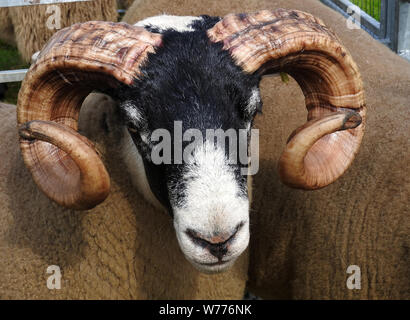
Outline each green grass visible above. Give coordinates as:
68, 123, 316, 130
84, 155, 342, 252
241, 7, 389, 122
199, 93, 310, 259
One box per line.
0, 40, 29, 105
351, 0, 381, 21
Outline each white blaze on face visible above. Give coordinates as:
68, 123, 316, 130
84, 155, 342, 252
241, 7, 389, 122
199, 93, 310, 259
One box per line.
172, 142, 250, 273
134, 15, 203, 32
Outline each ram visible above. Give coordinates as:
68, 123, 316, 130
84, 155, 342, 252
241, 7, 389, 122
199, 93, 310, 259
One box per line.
1, 7, 374, 299
123, 0, 409, 299
18, 9, 364, 268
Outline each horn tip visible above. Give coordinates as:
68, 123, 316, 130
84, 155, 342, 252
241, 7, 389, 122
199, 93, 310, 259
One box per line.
341, 112, 362, 130
18, 121, 35, 140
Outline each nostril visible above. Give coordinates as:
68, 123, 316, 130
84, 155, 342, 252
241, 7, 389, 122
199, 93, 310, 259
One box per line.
185, 221, 245, 259
209, 244, 228, 260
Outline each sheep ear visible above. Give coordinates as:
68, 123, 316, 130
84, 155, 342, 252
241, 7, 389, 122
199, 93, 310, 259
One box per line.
17, 21, 162, 209
208, 9, 366, 190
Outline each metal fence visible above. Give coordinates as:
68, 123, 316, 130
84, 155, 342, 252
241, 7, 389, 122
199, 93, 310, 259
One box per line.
321, 0, 400, 51
0, 0, 88, 7
0, 0, 127, 84
0, 0, 91, 84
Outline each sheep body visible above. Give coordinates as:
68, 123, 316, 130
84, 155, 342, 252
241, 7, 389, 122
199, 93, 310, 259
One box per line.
118, 0, 134, 10
123, 0, 410, 299
0, 8, 15, 46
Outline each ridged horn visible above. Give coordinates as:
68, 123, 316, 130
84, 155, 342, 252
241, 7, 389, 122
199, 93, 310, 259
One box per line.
208, 9, 366, 189
17, 21, 162, 209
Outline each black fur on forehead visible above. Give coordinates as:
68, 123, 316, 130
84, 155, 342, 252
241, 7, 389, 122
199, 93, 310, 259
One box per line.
115, 28, 261, 212
117, 30, 262, 129
190, 15, 222, 30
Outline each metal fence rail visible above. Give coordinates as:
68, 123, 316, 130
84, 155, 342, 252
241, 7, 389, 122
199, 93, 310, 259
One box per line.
322, 0, 410, 61
0, 0, 89, 8
0, 0, 91, 84
0, 69, 28, 83
321, 0, 399, 51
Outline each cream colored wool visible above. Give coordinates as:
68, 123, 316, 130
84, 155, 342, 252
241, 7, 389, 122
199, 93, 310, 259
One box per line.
118, 0, 135, 9
1, 0, 118, 63
123, 0, 410, 299
0, 96, 248, 299
0, 8, 15, 46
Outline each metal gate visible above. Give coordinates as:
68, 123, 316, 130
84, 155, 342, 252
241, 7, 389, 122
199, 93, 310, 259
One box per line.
321, 0, 400, 51
0, 0, 90, 84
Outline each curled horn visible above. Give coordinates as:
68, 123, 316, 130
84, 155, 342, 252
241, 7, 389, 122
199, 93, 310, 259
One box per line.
208, 9, 366, 189
17, 21, 162, 209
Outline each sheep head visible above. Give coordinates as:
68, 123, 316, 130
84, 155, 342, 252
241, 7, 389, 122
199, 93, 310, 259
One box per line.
17, 10, 366, 273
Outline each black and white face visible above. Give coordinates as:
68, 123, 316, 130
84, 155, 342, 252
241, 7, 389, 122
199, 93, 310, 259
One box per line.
117, 15, 262, 273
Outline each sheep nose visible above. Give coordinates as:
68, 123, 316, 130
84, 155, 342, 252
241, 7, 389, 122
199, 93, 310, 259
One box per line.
186, 222, 244, 260
208, 242, 229, 260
